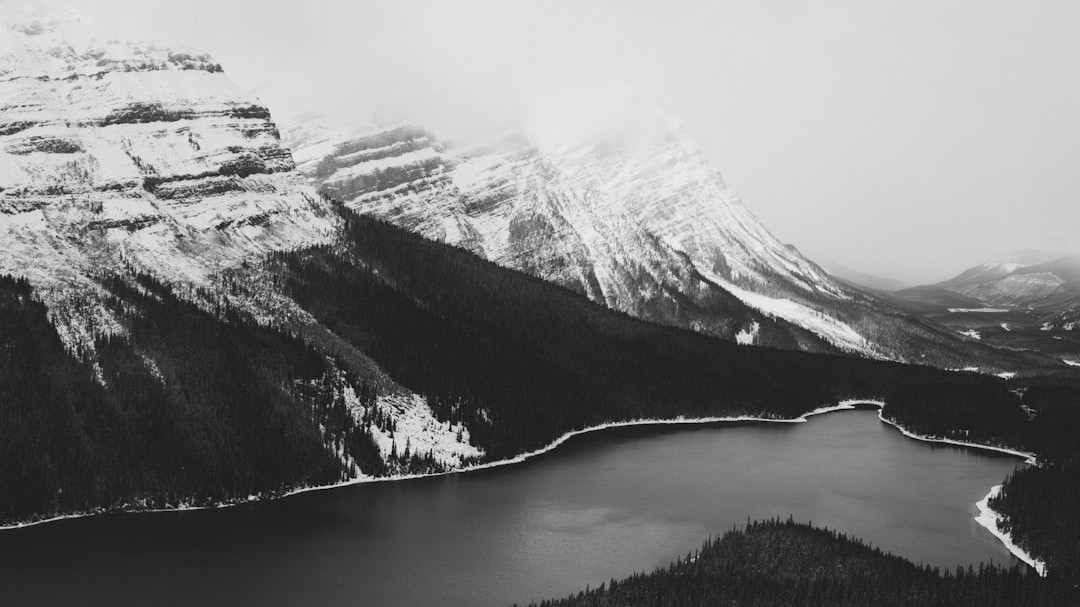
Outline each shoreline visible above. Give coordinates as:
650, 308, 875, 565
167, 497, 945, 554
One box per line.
0, 404, 858, 532
975, 485, 1048, 576
0, 398, 1045, 576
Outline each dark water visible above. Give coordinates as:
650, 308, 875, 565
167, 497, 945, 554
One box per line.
0, 410, 1023, 606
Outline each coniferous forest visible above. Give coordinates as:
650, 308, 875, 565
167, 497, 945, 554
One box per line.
270, 209, 1044, 461
0, 273, 382, 522
518, 519, 1077, 607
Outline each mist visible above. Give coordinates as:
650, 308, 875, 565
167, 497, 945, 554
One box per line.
14, 0, 1080, 284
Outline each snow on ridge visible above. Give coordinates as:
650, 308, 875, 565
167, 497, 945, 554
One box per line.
0, 20, 338, 361
366, 393, 483, 469
526, 88, 849, 303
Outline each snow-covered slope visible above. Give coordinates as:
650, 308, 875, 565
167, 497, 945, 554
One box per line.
285, 94, 887, 357
529, 89, 845, 301
287, 90, 1058, 370
0, 10, 336, 334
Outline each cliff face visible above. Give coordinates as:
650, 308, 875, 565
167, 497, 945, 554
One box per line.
0, 11, 335, 344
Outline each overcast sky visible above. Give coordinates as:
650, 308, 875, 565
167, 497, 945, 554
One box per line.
28, 0, 1080, 284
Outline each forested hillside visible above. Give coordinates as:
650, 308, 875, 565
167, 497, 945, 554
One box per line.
0, 273, 381, 524
518, 519, 1075, 607
271, 209, 1041, 460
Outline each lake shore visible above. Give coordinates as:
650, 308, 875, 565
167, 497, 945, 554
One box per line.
975, 485, 1048, 576
0, 397, 1042, 580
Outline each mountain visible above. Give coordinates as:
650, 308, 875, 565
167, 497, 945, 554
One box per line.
936, 252, 1080, 309
284, 116, 841, 355
0, 11, 483, 510
888, 253, 1080, 363
0, 9, 336, 352
284, 98, 876, 357
284, 96, 1044, 369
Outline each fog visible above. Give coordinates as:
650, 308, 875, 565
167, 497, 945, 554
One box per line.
11, 0, 1080, 284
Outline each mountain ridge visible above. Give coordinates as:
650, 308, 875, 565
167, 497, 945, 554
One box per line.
284, 105, 1049, 370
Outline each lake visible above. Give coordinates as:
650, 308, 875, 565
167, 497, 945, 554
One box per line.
0, 409, 1024, 606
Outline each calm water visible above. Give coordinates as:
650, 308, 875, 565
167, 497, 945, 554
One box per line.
0, 410, 1023, 606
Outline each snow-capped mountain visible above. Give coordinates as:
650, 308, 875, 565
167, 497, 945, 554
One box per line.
284, 92, 896, 357
285, 117, 845, 353
287, 91, 1035, 366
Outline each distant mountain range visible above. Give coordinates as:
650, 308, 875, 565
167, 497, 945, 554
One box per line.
892, 251, 1080, 316
882, 252, 1080, 363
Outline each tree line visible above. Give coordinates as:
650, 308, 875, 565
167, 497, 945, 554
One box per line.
517, 518, 1074, 607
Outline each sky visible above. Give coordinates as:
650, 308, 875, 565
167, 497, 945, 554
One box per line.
11, 0, 1080, 284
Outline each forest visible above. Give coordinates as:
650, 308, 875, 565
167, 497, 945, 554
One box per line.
517, 519, 1076, 607
0, 273, 385, 523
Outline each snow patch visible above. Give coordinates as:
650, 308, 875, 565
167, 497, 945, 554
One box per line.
735, 321, 759, 345
1063, 359, 1080, 368
366, 394, 483, 469
947, 308, 1010, 313
957, 329, 981, 340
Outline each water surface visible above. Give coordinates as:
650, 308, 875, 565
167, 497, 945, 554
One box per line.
0, 409, 1023, 606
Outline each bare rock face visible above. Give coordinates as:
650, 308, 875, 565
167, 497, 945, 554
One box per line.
0, 10, 335, 346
